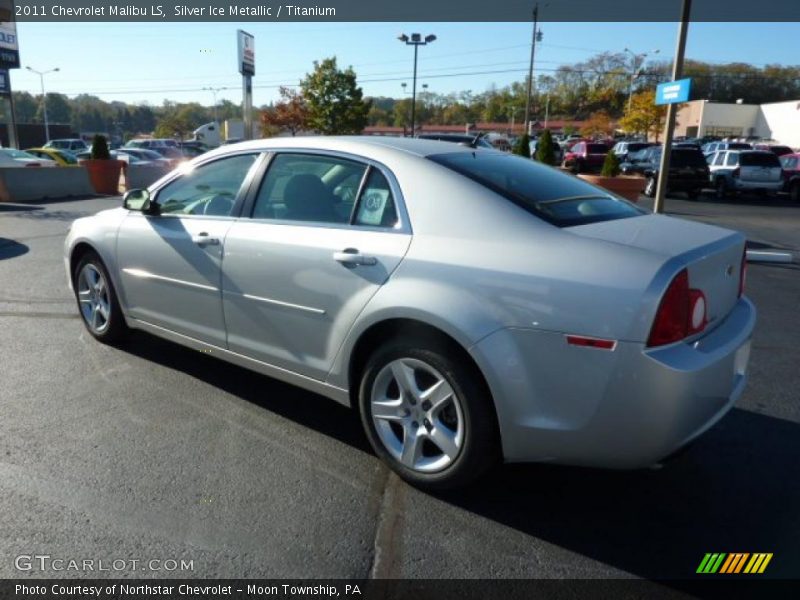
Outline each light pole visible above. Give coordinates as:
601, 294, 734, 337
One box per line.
623, 48, 659, 114
25, 66, 60, 143
203, 86, 224, 125
398, 33, 436, 137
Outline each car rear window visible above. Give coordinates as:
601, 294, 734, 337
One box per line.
429, 151, 644, 228
671, 149, 707, 167
740, 153, 781, 167
587, 144, 608, 153
727, 143, 752, 150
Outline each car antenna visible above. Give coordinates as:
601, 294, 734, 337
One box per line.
459, 133, 484, 149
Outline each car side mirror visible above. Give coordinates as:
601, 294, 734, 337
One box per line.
122, 189, 157, 214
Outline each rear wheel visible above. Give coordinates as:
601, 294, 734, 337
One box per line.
358, 339, 498, 490
686, 189, 700, 201
73, 251, 128, 343
715, 178, 729, 200
789, 181, 800, 203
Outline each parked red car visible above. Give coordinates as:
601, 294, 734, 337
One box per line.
780, 153, 800, 201
562, 141, 610, 173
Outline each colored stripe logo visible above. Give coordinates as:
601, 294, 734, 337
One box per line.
697, 553, 773, 574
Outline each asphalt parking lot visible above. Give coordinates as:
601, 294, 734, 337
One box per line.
1, 191, 798, 581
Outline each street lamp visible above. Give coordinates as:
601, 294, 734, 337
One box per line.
398, 33, 436, 136
623, 48, 660, 114
25, 66, 60, 143
203, 86, 224, 125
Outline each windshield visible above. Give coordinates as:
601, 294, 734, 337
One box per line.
428, 151, 644, 227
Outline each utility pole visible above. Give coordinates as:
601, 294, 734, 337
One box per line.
523, 3, 539, 137
653, 0, 692, 214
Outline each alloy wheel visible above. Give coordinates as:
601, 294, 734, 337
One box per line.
77, 263, 111, 334
370, 358, 464, 473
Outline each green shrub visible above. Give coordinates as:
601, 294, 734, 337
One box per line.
90, 135, 110, 160
513, 133, 530, 158
534, 129, 556, 165
600, 150, 621, 177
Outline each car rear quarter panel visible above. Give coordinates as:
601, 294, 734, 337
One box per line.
327, 160, 670, 389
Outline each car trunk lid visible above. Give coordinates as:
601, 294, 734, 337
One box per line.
568, 214, 745, 336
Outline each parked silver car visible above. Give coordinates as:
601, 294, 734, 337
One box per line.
708, 150, 784, 198
64, 137, 755, 489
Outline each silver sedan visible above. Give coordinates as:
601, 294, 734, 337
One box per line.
64, 137, 755, 490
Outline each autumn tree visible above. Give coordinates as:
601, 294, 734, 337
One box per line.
300, 57, 370, 135
261, 86, 309, 137
580, 110, 613, 138
618, 91, 667, 141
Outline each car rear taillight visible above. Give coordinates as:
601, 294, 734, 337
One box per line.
739, 248, 747, 298
732, 167, 740, 178
647, 269, 708, 347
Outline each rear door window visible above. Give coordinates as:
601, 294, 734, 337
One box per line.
725, 153, 739, 167
252, 153, 367, 224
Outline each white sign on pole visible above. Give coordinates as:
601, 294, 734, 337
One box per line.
237, 29, 255, 76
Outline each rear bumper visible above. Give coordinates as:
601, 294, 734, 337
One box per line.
470, 297, 756, 468
731, 179, 783, 192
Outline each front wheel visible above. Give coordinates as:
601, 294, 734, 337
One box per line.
73, 251, 128, 343
358, 341, 498, 490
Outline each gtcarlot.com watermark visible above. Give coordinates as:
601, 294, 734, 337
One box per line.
14, 554, 194, 573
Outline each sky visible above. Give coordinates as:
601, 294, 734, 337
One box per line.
9, 21, 800, 108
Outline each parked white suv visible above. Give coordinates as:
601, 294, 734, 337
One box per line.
708, 150, 784, 198
43, 138, 88, 153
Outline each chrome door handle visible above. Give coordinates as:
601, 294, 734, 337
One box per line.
192, 233, 220, 246
333, 248, 377, 267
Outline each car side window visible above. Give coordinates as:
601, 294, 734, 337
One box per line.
353, 168, 399, 228
725, 153, 739, 167
252, 153, 367, 224
713, 152, 725, 166
154, 153, 258, 217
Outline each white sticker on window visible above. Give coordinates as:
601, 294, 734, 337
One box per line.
357, 190, 389, 226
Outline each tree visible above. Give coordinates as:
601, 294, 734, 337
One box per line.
600, 151, 621, 177
154, 113, 192, 139
11, 91, 38, 123
36, 92, 72, 124
260, 86, 309, 136
300, 57, 370, 135
513, 133, 531, 158
534, 129, 556, 165
580, 110, 613, 138
618, 91, 667, 141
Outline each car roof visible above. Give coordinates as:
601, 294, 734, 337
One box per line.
206, 136, 498, 160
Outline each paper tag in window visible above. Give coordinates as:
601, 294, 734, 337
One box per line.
357, 190, 388, 226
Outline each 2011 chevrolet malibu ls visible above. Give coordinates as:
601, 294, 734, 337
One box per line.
64, 137, 755, 490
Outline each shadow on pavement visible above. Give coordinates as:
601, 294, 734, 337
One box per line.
117, 330, 798, 581
440, 408, 800, 580
119, 330, 372, 454
0, 238, 30, 260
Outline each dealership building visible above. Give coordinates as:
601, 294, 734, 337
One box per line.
676, 99, 800, 147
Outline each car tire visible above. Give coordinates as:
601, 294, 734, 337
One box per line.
358, 339, 499, 491
686, 189, 700, 201
72, 251, 128, 343
644, 176, 657, 198
715, 178, 728, 200
788, 181, 800, 203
